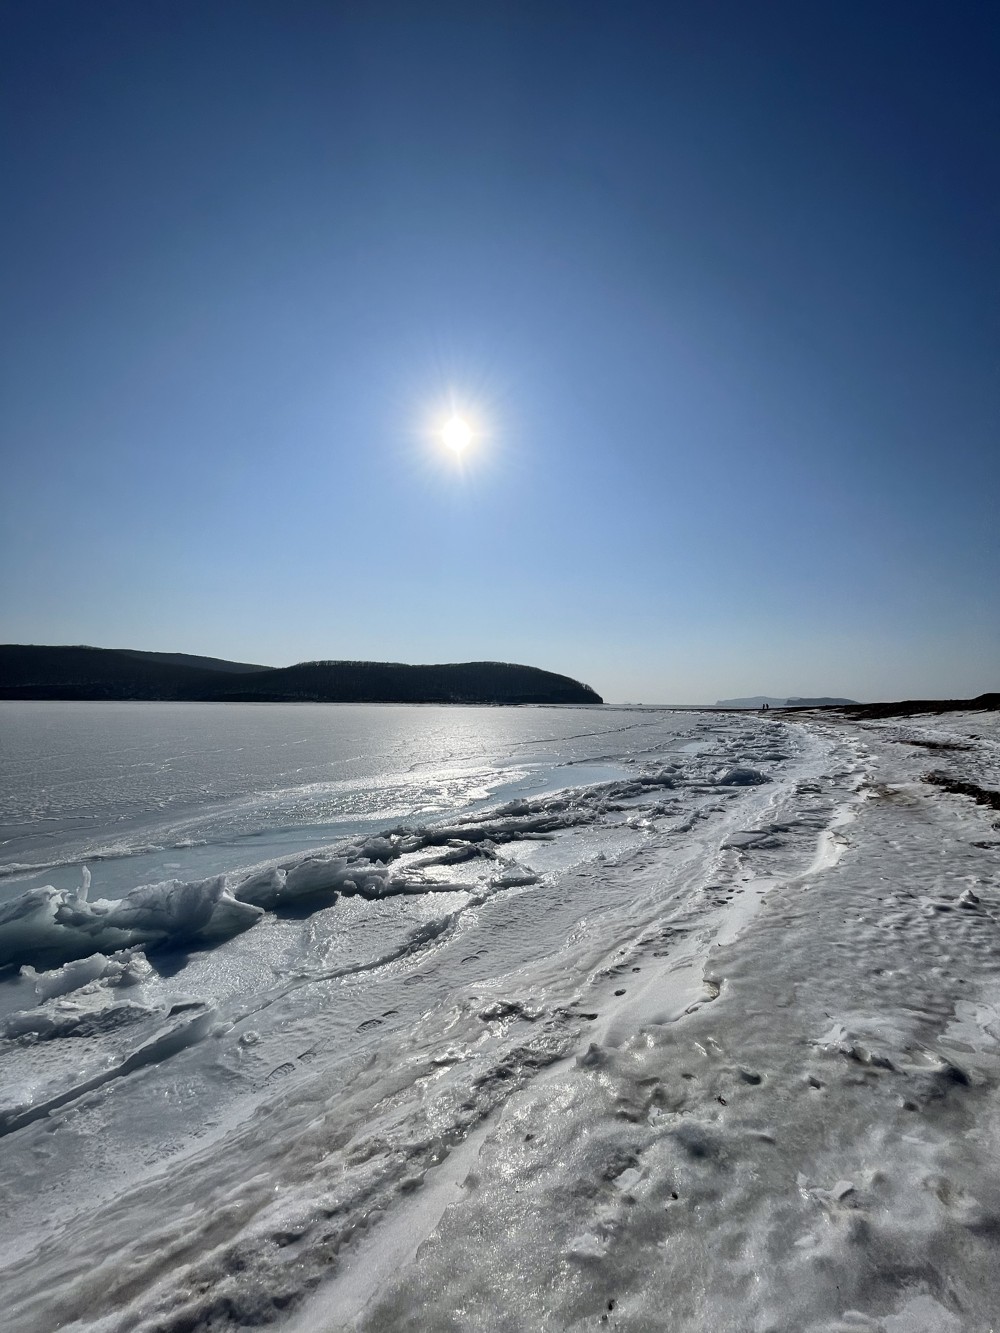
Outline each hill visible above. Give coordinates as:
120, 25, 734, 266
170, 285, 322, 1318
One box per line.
0, 646, 602, 705
117, 649, 271, 673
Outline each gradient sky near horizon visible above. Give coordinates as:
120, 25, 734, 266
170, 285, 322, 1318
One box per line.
2, 1, 997, 704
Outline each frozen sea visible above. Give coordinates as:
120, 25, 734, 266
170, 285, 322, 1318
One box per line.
0, 701, 661, 897
2, 700, 1000, 1332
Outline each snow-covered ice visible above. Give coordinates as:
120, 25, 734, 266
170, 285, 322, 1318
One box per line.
1, 702, 999, 1331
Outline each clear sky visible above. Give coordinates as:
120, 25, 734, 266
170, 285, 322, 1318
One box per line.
2, 1, 997, 703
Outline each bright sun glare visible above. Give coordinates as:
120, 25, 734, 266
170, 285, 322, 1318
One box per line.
441, 416, 472, 454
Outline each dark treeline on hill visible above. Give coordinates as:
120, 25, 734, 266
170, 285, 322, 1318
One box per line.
0, 646, 603, 705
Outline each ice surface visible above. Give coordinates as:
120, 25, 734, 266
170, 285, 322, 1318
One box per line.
0, 764, 714, 972
1, 706, 999, 1331
0, 701, 674, 896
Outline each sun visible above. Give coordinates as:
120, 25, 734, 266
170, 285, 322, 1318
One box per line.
441, 416, 472, 454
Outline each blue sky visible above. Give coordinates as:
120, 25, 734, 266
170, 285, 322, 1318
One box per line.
2, 1, 997, 703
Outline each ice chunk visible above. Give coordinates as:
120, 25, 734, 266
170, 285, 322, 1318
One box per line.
360, 836, 397, 864
106, 950, 154, 987
0, 875, 263, 972
23, 952, 111, 1001
0, 886, 126, 971
236, 866, 288, 909
2, 998, 154, 1042
489, 861, 540, 888
715, 766, 770, 786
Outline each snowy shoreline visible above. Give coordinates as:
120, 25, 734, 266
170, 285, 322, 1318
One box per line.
1, 707, 999, 1331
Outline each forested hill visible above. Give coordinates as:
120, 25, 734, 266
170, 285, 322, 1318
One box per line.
204, 660, 603, 704
0, 646, 603, 705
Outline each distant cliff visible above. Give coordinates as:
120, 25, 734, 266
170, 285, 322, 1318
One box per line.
0, 646, 603, 706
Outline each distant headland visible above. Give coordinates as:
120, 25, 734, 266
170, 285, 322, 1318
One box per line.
0, 645, 603, 706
